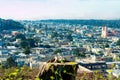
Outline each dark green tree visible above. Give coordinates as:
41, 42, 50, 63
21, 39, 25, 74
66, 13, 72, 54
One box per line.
73, 48, 85, 57
27, 39, 35, 47
117, 39, 120, 46
104, 43, 109, 48
20, 38, 35, 48
6, 57, 16, 68
67, 34, 73, 41
51, 32, 59, 38
54, 49, 62, 54
14, 52, 20, 55
73, 48, 79, 56
15, 33, 26, 40
23, 47, 31, 55
20, 40, 29, 48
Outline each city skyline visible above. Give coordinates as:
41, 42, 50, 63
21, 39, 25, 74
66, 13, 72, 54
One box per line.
0, 0, 120, 20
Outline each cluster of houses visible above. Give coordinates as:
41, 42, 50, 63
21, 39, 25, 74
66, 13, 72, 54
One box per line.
0, 21, 120, 78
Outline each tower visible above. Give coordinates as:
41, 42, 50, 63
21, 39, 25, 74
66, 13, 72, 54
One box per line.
45, 24, 48, 36
101, 26, 107, 38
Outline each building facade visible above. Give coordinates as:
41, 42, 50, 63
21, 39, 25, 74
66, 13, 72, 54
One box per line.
101, 26, 107, 38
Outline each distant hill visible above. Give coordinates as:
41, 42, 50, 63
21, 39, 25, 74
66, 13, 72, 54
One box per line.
40, 19, 120, 28
0, 18, 24, 31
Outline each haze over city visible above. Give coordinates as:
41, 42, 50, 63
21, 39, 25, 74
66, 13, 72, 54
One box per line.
0, 0, 120, 20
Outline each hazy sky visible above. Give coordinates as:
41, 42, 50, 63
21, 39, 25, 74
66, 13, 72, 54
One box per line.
0, 0, 120, 20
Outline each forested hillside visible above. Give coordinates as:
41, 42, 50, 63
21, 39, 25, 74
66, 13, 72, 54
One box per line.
41, 19, 120, 28
0, 18, 23, 31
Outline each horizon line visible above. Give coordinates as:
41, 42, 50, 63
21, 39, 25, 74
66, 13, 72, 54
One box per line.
1, 17, 120, 21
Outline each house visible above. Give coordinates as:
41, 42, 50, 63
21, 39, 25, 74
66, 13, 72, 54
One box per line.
112, 69, 120, 78
78, 61, 107, 72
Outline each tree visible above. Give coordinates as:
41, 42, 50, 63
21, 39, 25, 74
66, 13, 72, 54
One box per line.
20, 38, 35, 48
54, 49, 62, 54
73, 48, 79, 56
73, 48, 85, 57
117, 39, 120, 46
51, 32, 59, 38
20, 40, 29, 48
44, 45, 51, 48
23, 47, 31, 55
104, 43, 109, 48
6, 57, 16, 68
27, 39, 35, 47
15, 34, 26, 40
14, 52, 20, 55
67, 34, 73, 41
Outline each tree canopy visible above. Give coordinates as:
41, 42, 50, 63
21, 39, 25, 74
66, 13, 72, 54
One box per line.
15, 34, 26, 40
20, 39, 35, 48
117, 39, 120, 46
6, 57, 17, 68
0, 18, 24, 31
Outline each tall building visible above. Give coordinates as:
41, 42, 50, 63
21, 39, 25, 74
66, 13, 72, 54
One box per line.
101, 26, 107, 38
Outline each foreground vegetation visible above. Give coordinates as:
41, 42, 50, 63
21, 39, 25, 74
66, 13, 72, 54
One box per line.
0, 64, 119, 80
0, 65, 39, 80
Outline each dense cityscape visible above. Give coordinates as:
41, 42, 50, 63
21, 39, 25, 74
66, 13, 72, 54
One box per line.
0, 19, 120, 79
0, 0, 120, 79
